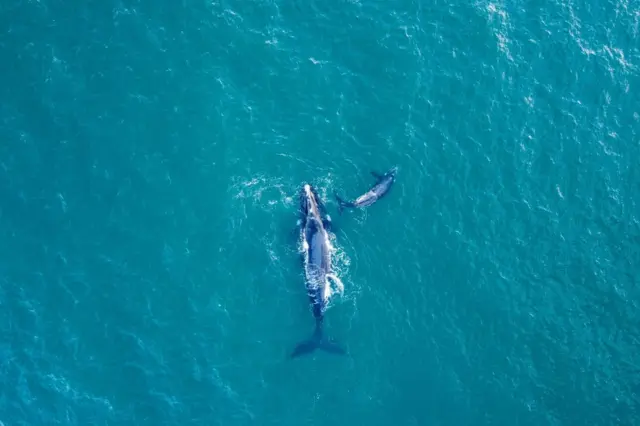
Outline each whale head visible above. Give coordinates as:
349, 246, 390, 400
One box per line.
300, 184, 319, 218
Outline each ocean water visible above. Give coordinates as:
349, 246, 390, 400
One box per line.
1, 0, 639, 424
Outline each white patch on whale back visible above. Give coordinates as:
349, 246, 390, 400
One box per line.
355, 190, 375, 204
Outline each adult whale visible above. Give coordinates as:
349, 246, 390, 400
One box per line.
291, 184, 345, 358
334, 166, 398, 214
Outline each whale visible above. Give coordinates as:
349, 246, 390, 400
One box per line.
291, 184, 345, 358
334, 166, 398, 213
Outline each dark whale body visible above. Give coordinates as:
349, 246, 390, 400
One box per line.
291, 184, 345, 358
335, 166, 398, 213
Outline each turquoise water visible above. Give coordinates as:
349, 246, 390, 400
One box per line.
1, 0, 639, 424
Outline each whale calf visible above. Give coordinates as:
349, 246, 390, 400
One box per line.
335, 166, 398, 213
291, 184, 345, 358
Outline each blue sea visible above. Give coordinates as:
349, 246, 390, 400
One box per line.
1, 0, 639, 424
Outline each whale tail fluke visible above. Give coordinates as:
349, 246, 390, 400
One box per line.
291, 320, 346, 358
334, 192, 353, 215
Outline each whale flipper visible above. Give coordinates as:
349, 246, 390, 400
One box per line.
322, 215, 332, 231
290, 320, 346, 358
291, 220, 302, 241
371, 171, 384, 181
326, 273, 344, 295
